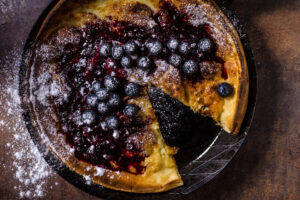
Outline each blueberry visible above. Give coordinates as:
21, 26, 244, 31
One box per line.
104, 75, 120, 91
178, 42, 190, 55
124, 83, 140, 97
123, 104, 139, 117
91, 81, 102, 92
97, 102, 110, 114
147, 40, 163, 55
137, 56, 151, 70
120, 56, 132, 68
168, 54, 182, 68
107, 93, 122, 108
82, 110, 96, 125
198, 38, 215, 54
182, 60, 198, 76
217, 82, 234, 97
112, 45, 124, 60
86, 94, 98, 107
96, 88, 110, 101
106, 116, 121, 130
124, 41, 138, 54
167, 38, 179, 52
99, 43, 111, 57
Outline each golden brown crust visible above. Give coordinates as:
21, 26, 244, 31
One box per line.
28, 0, 249, 193
210, 0, 249, 134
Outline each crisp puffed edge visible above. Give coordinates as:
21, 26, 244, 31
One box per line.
210, 0, 249, 134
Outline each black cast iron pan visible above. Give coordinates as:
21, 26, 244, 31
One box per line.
19, 0, 257, 199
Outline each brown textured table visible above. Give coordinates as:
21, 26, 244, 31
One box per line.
0, 0, 299, 199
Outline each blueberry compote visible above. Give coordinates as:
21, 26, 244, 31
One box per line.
53, 1, 226, 175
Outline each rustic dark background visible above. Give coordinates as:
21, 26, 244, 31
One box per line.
0, 0, 299, 199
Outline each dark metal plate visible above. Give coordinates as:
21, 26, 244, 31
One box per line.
19, 0, 257, 199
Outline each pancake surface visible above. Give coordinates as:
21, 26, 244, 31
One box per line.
26, 0, 248, 193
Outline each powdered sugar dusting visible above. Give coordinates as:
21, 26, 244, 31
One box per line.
185, 3, 233, 54
0, 45, 57, 199
125, 59, 181, 89
185, 3, 209, 27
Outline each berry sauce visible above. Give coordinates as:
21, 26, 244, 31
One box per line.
52, 1, 224, 174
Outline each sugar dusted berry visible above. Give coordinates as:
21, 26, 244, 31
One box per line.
147, 40, 163, 55
182, 60, 198, 76
124, 83, 140, 97
99, 43, 112, 57
123, 104, 139, 117
137, 56, 151, 70
124, 41, 138, 54
112, 45, 124, 60
86, 94, 98, 107
169, 54, 182, 68
91, 81, 102, 92
167, 38, 179, 52
97, 102, 110, 115
104, 75, 120, 91
106, 116, 121, 130
120, 56, 132, 68
198, 38, 215, 54
178, 42, 190, 55
82, 110, 96, 126
96, 88, 110, 101
107, 93, 121, 108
